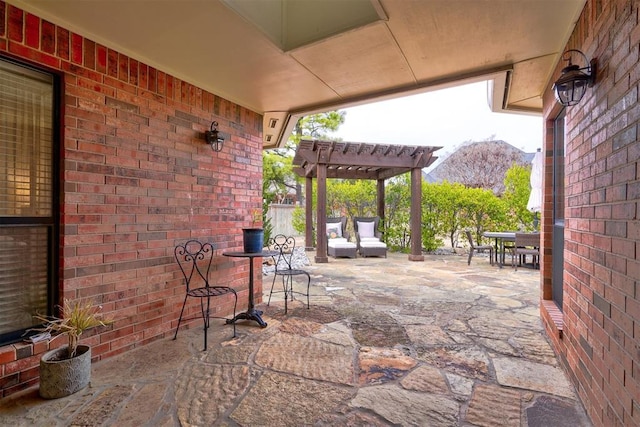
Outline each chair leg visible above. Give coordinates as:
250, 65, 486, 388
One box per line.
282, 275, 290, 314
489, 249, 494, 265
200, 297, 210, 351
230, 291, 237, 338
305, 273, 311, 309
173, 295, 189, 341
267, 274, 277, 306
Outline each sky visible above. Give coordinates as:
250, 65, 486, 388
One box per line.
329, 81, 543, 168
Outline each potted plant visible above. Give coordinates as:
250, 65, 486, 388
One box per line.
32, 298, 112, 399
242, 208, 264, 253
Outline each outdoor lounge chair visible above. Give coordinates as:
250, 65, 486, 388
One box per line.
353, 216, 387, 257
465, 230, 494, 266
326, 216, 357, 258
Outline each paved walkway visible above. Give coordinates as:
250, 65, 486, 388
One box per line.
0, 250, 592, 426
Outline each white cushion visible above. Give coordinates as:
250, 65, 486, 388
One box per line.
328, 238, 356, 248
326, 223, 342, 238
357, 221, 375, 238
360, 240, 387, 248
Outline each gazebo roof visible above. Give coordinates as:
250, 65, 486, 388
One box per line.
293, 139, 442, 180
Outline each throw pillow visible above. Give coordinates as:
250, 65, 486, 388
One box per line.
326, 224, 342, 239
357, 221, 375, 238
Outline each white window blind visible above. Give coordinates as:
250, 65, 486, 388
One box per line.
0, 59, 55, 341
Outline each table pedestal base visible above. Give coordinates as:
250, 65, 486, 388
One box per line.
226, 308, 267, 328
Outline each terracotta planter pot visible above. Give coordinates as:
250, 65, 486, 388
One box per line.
39, 344, 91, 399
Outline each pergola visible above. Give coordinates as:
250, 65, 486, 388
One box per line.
292, 139, 441, 263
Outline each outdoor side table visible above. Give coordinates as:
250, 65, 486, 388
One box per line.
223, 250, 278, 328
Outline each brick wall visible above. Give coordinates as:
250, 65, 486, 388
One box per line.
0, 1, 263, 397
541, 0, 640, 425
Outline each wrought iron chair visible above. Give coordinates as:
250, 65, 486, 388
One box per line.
353, 216, 387, 257
465, 230, 494, 265
267, 235, 310, 314
173, 240, 237, 350
511, 232, 540, 270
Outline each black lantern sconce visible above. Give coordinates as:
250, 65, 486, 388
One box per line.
553, 49, 597, 106
205, 121, 224, 152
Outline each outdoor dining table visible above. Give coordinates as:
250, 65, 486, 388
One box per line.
223, 250, 278, 328
482, 231, 516, 268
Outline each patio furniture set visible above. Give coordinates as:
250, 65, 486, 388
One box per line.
473, 231, 540, 269
173, 217, 388, 349
327, 216, 387, 259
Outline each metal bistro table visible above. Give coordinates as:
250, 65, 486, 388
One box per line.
482, 231, 516, 268
223, 250, 278, 328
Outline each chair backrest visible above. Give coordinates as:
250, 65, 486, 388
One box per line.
465, 230, 476, 248
174, 240, 214, 291
353, 216, 380, 239
327, 216, 349, 240
268, 234, 297, 271
515, 232, 540, 248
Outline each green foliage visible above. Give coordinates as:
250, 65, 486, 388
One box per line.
262, 200, 274, 244
263, 111, 346, 208
503, 163, 535, 231
459, 187, 506, 246
263, 151, 295, 205
290, 111, 346, 147
385, 174, 412, 252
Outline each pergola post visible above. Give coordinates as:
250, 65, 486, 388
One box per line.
409, 167, 424, 261
315, 163, 328, 263
376, 179, 385, 221
304, 176, 314, 251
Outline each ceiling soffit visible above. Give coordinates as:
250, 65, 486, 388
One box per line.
293, 140, 441, 181
8, 0, 587, 148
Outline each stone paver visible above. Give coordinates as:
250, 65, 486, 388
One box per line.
0, 250, 593, 426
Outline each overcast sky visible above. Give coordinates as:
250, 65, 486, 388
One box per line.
330, 81, 543, 166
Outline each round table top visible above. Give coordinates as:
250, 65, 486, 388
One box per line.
223, 250, 279, 258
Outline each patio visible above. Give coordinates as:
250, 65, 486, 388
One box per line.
0, 250, 591, 426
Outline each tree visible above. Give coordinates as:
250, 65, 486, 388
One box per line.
385, 174, 412, 252
429, 140, 528, 195
263, 111, 346, 206
459, 187, 505, 245
503, 163, 534, 231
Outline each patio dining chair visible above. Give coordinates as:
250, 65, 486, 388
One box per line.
267, 235, 311, 313
465, 230, 494, 266
353, 216, 387, 257
173, 240, 237, 351
511, 232, 540, 270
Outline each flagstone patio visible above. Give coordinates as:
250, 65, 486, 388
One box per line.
0, 249, 592, 426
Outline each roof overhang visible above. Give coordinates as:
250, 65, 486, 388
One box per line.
6, 0, 586, 148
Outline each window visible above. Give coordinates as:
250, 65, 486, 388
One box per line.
552, 110, 565, 308
0, 57, 59, 345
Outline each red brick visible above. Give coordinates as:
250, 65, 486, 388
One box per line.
24, 13, 39, 48
7, 5, 23, 42
56, 26, 69, 59
0, 2, 5, 37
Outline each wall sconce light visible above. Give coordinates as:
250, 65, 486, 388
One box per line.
553, 49, 597, 106
205, 121, 224, 152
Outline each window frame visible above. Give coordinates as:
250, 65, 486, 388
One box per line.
0, 54, 61, 345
